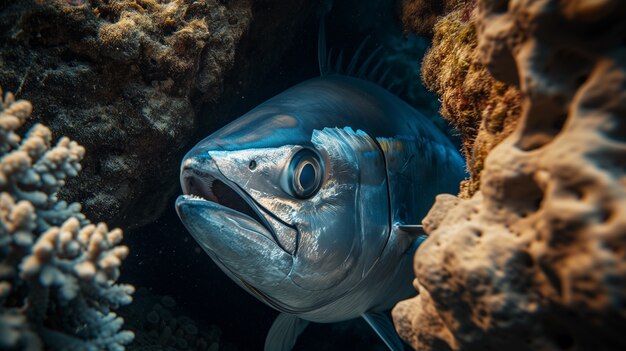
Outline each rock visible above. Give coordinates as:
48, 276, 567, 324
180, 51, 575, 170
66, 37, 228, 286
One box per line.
393, 1, 626, 350
0, 0, 319, 229
416, 0, 522, 198
0, 0, 250, 228
120, 288, 226, 351
399, 0, 460, 37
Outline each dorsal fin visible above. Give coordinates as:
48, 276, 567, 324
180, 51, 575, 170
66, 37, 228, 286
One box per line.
346, 36, 371, 75
334, 49, 345, 73
318, 0, 333, 76
317, 0, 394, 87
323, 37, 389, 84
357, 45, 384, 78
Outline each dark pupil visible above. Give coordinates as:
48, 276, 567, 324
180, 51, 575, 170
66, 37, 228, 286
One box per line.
299, 163, 316, 190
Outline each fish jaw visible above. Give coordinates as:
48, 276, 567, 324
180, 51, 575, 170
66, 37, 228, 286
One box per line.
175, 195, 293, 288
175, 153, 293, 289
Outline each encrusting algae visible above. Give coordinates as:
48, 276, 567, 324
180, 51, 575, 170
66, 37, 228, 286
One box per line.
419, 0, 522, 197
400, 0, 463, 37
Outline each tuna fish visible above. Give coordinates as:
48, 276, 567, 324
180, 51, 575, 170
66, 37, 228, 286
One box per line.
175, 17, 465, 351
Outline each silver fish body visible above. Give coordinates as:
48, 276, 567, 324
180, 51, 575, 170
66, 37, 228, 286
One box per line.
175, 74, 465, 348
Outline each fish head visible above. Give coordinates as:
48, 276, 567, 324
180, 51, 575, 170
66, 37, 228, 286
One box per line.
175, 112, 390, 311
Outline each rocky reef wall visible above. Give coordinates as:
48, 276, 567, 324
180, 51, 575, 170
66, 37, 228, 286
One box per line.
393, 0, 626, 350
0, 0, 319, 229
413, 0, 522, 198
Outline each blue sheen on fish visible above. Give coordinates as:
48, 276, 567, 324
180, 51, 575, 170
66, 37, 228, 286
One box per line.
175, 73, 466, 350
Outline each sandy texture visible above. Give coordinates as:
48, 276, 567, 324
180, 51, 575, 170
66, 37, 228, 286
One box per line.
393, 0, 626, 350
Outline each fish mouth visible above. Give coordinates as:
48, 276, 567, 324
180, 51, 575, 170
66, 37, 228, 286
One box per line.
175, 156, 294, 291
178, 166, 275, 240
183, 170, 267, 224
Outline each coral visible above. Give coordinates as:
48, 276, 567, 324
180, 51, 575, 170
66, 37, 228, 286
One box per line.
0, 87, 134, 350
418, 0, 522, 197
393, 0, 626, 350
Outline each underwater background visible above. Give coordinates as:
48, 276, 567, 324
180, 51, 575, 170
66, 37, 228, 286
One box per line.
3, 0, 625, 350
54, 0, 446, 350
113, 0, 439, 350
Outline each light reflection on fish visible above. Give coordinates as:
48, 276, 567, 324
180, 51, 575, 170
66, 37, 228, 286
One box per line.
175, 42, 465, 351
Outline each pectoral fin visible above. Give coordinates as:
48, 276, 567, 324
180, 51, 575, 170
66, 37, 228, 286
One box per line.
362, 311, 406, 351
264, 313, 309, 351
394, 224, 426, 236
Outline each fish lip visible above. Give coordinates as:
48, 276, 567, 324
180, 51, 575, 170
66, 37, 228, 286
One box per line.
175, 194, 294, 296
179, 160, 280, 250
174, 194, 271, 238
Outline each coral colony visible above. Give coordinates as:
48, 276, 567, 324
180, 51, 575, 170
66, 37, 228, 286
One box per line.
0, 88, 134, 350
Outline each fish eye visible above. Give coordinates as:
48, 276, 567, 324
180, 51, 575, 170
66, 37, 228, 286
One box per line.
288, 148, 323, 199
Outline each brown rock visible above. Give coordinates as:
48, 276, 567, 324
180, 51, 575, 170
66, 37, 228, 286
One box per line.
0, 0, 251, 228
393, 0, 626, 350
0, 0, 318, 229
400, 0, 461, 37
419, 1, 522, 197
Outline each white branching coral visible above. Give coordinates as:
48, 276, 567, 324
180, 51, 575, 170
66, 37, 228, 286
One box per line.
0, 87, 134, 350
0, 91, 85, 231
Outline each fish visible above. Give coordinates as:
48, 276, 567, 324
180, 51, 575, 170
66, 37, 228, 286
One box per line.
175, 19, 466, 351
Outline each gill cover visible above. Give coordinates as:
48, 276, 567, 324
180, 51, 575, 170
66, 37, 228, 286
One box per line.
209, 127, 389, 292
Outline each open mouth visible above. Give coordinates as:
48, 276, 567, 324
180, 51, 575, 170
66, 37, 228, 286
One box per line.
177, 165, 295, 295
181, 169, 269, 232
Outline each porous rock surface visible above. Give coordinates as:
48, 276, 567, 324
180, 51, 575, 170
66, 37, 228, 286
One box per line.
393, 0, 626, 350
0, 0, 318, 228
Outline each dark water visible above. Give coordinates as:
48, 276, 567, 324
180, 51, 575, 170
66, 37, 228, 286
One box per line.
121, 0, 440, 350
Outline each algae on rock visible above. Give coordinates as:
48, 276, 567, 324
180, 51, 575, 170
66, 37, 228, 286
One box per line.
416, 0, 522, 197
393, 0, 626, 350
400, 0, 462, 37
0, 0, 252, 229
